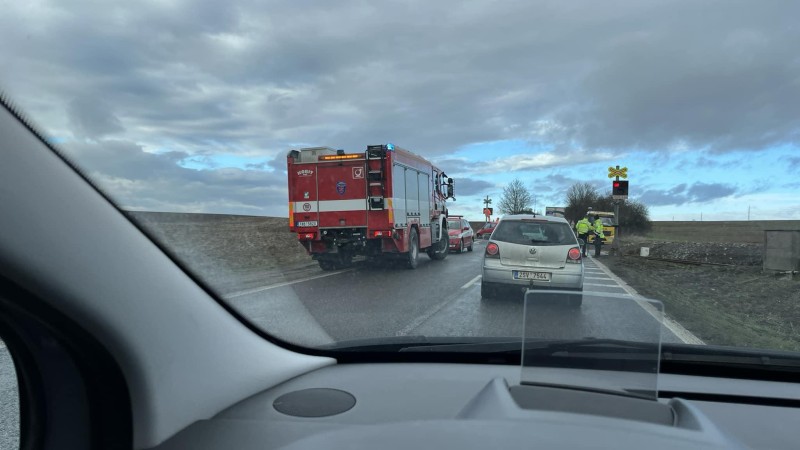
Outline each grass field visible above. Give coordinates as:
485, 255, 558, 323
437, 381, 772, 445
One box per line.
126, 211, 314, 294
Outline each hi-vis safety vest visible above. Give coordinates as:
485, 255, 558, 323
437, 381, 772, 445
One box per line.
593, 219, 605, 239
576, 218, 591, 234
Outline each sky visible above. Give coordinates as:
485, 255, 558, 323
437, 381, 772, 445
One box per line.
1, 0, 798, 221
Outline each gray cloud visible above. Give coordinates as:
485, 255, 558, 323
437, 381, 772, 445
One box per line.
687, 183, 737, 203
454, 178, 494, 196
63, 139, 288, 215
638, 182, 736, 206
67, 97, 126, 138
1, 0, 798, 214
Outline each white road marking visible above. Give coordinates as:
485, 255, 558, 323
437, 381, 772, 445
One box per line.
398, 273, 483, 336
585, 276, 612, 280
584, 282, 626, 288
589, 257, 705, 345
461, 274, 482, 289
224, 268, 356, 299
397, 296, 459, 336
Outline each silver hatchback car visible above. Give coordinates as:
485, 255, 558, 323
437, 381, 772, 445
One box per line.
481, 215, 584, 306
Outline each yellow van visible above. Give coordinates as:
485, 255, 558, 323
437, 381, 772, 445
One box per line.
587, 211, 615, 245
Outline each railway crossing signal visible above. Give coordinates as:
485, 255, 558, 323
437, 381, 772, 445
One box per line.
608, 166, 628, 179
483, 196, 493, 221
612, 180, 629, 196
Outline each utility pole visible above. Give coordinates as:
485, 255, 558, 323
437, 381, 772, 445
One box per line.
748, 205, 751, 221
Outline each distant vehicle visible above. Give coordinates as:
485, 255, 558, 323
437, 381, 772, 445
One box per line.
545, 206, 566, 218
587, 211, 616, 245
476, 221, 497, 239
447, 216, 474, 253
481, 215, 584, 306
287, 145, 454, 270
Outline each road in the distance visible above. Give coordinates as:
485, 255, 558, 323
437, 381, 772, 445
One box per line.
224, 240, 688, 346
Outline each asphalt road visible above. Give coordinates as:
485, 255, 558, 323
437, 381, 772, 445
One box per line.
0, 241, 695, 448
223, 240, 690, 347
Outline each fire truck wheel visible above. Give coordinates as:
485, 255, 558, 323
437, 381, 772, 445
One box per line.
336, 251, 353, 269
427, 234, 448, 260
406, 228, 419, 269
318, 259, 337, 271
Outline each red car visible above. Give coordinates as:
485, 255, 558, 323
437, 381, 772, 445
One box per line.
447, 216, 474, 253
476, 221, 497, 240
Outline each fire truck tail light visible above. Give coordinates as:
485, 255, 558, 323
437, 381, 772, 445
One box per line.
485, 242, 500, 258
373, 231, 390, 237
298, 232, 315, 240
567, 247, 582, 263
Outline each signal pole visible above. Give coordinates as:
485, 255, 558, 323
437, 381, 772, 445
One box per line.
608, 165, 629, 256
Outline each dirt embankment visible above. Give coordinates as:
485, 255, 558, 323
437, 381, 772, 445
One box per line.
648, 220, 800, 244
619, 239, 763, 266
126, 211, 315, 294
603, 236, 800, 351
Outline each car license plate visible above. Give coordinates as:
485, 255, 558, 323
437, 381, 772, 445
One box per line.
297, 221, 318, 227
513, 271, 551, 281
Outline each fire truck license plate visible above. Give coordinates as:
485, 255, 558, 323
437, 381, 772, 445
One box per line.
297, 221, 318, 227
512, 271, 551, 281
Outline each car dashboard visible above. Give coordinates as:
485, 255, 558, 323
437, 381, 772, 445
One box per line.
153, 363, 800, 450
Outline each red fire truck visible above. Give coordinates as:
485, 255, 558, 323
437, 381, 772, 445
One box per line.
287, 144, 455, 270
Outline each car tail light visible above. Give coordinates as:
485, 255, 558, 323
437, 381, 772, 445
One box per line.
485, 242, 500, 258
567, 247, 581, 263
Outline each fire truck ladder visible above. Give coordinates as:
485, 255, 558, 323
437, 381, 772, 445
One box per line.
366, 145, 386, 210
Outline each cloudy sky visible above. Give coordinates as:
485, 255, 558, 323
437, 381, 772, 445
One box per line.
2, 0, 798, 220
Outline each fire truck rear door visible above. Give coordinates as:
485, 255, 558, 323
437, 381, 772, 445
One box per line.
317, 162, 368, 228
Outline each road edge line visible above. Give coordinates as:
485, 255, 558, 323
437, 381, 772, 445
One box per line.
589, 256, 706, 345
224, 268, 355, 299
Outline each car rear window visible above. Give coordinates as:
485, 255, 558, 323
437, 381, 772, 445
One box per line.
492, 220, 576, 246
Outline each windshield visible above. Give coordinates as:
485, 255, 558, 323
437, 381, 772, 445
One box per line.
2, 1, 799, 374
493, 220, 577, 246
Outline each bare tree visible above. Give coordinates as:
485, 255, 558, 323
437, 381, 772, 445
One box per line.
564, 182, 652, 234
498, 179, 533, 214
564, 182, 599, 224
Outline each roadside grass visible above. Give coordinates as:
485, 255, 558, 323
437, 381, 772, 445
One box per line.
602, 257, 800, 352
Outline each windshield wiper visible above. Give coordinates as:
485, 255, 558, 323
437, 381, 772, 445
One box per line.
322, 337, 800, 370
